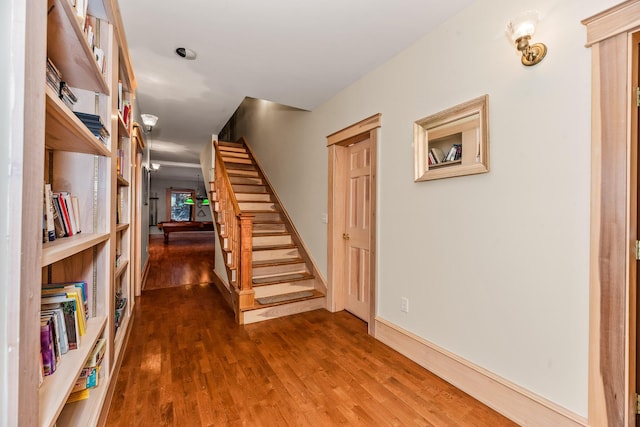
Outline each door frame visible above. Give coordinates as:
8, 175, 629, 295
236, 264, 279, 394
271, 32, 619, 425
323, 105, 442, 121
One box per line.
326, 113, 380, 335
583, 3, 640, 425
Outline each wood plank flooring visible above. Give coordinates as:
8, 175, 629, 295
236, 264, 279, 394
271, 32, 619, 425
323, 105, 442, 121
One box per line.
106, 234, 516, 426
144, 233, 216, 291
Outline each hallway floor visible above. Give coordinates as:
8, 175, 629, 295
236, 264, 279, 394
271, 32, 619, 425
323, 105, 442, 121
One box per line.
105, 234, 516, 426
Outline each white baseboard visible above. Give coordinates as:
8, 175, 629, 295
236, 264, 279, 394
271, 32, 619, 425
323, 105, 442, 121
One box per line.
374, 317, 587, 427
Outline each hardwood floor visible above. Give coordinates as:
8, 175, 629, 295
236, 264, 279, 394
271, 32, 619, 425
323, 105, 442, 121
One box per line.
106, 234, 516, 426
144, 233, 216, 291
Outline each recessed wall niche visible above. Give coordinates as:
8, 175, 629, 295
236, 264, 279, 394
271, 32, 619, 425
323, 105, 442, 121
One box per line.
414, 95, 489, 181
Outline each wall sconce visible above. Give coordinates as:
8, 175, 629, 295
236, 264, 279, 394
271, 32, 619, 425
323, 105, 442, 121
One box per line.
507, 11, 547, 66
141, 114, 159, 133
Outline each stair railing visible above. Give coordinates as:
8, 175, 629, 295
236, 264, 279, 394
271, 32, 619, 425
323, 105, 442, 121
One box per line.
213, 142, 254, 305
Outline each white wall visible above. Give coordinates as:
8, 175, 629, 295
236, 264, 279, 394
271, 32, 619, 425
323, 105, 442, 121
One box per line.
229, 0, 622, 418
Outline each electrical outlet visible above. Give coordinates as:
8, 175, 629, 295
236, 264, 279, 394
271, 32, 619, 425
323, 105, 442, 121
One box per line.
401, 297, 409, 313
321, 213, 328, 224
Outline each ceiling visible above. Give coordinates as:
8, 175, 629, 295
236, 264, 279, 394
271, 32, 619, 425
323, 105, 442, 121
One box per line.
119, 0, 474, 180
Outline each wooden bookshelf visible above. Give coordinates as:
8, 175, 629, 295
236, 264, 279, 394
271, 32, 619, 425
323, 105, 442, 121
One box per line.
37, 0, 138, 425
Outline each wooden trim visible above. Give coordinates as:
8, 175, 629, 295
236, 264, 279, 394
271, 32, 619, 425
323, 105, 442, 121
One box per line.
140, 256, 150, 291
211, 268, 233, 310
374, 317, 588, 427
98, 310, 134, 427
326, 113, 381, 146
327, 115, 380, 335
584, 7, 639, 424
10, 1, 47, 424
165, 188, 196, 222
582, 0, 640, 46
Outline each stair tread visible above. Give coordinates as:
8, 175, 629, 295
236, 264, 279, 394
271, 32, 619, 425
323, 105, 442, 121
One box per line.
252, 232, 289, 237
242, 289, 324, 311
252, 272, 315, 286
252, 243, 297, 251
253, 257, 304, 267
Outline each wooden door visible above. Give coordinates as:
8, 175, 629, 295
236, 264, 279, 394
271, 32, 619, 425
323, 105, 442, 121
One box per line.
344, 139, 372, 320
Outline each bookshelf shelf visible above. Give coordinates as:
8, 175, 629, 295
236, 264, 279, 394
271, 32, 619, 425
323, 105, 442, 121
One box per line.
39, 316, 107, 427
116, 223, 129, 232
117, 112, 130, 137
45, 87, 111, 157
42, 232, 110, 267
117, 175, 130, 187
46, 0, 110, 94
114, 307, 131, 360
54, 380, 109, 427
114, 259, 129, 280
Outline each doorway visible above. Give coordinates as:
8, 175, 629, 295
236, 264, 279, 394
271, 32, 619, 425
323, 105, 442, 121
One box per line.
327, 114, 380, 335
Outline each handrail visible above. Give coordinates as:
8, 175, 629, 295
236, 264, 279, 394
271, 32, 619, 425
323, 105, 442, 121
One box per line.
213, 141, 242, 216
213, 140, 254, 304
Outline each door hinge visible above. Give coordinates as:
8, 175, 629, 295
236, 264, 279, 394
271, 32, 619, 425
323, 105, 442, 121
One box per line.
636, 393, 640, 414
636, 241, 640, 261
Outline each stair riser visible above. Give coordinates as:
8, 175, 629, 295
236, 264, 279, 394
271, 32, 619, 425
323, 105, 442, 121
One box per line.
252, 247, 300, 262
242, 297, 326, 324
232, 184, 267, 193
229, 176, 263, 185
253, 223, 286, 233
253, 234, 292, 247
223, 158, 253, 165
253, 279, 315, 298
252, 263, 308, 279
220, 151, 250, 159
227, 170, 260, 178
239, 202, 278, 212
252, 212, 282, 222
217, 143, 245, 151
236, 193, 271, 202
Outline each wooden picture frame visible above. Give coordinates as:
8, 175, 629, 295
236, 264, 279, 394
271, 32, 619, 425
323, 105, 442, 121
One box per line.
414, 95, 490, 181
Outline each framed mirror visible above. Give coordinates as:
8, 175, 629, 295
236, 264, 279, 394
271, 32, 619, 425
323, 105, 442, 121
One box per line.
414, 95, 489, 181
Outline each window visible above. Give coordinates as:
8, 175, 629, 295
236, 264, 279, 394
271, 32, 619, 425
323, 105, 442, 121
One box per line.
166, 189, 195, 221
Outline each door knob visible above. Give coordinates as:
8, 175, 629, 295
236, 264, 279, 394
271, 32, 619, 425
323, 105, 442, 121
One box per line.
343, 233, 350, 240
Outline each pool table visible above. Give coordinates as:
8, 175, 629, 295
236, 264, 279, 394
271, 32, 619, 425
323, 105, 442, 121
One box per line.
157, 221, 215, 243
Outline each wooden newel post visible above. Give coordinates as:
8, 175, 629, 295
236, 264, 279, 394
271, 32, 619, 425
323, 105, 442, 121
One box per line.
239, 213, 254, 292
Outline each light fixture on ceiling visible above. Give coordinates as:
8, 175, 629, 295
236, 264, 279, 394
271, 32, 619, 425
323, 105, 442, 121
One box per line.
151, 162, 160, 171
506, 11, 547, 66
175, 47, 197, 60
141, 114, 158, 133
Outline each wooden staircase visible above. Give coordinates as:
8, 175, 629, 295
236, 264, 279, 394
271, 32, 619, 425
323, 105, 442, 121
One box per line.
210, 138, 326, 324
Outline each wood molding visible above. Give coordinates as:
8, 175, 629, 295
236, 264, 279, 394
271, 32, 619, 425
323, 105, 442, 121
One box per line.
98, 311, 135, 427
582, 0, 640, 46
583, 6, 637, 424
374, 317, 588, 427
327, 116, 380, 336
140, 257, 150, 291
326, 113, 381, 146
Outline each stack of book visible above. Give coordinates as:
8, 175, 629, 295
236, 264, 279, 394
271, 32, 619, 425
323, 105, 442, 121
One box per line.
43, 183, 82, 242
40, 282, 89, 379
46, 58, 77, 110
428, 144, 462, 166
74, 112, 110, 145
66, 338, 106, 403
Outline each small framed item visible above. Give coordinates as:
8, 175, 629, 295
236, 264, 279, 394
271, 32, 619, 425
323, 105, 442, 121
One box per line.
414, 95, 489, 181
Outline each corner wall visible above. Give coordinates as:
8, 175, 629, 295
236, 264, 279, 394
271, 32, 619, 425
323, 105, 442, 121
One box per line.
228, 0, 621, 419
